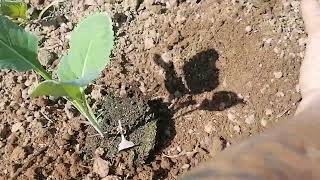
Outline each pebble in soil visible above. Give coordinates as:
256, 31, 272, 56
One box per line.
82, 90, 170, 165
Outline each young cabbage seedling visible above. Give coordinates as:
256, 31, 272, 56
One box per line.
0, 0, 27, 20
0, 13, 114, 136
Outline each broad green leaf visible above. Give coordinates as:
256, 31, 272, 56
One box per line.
57, 13, 114, 86
31, 80, 82, 100
0, 1, 27, 19
0, 15, 43, 71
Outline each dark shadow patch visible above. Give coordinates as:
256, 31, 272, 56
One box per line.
183, 49, 219, 94
200, 91, 245, 111
0, 123, 11, 140
154, 49, 243, 114
153, 54, 187, 95
174, 91, 244, 119
146, 98, 175, 162
152, 168, 169, 180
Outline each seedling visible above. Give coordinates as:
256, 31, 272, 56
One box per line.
0, 13, 114, 136
0, 0, 27, 20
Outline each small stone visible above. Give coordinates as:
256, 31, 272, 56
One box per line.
167, 30, 181, 46
245, 26, 252, 32
165, 0, 178, 8
93, 156, 110, 178
123, 0, 139, 10
227, 112, 236, 122
209, 136, 223, 156
11, 122, 23, 133
38, 49, 55, 66
91, 88, 102, 100
17, 76, 23, 82
265, 109, 273, 116
226, 142, 231, 147
55, 163, 68, 177
24, 80, 33, 87
298, 38, 307, 47
204, 122, 213, 134
10, 146, 26, 161
233, 125, 240, 133
34, 111, 41, 118
273, 71, 283, 79
276, 91, 285, 97
144, 37, 155, 50
0, 101, 6, 111
181, 164, 190, 170
160, 158, 171, 169
95, 148, 105, 156
143, 0, 154, 8
176, 146, 181, 152
265, 38, 273, 45
139, 83, 147, 94
260, 119, 267, 127
245, 114, 255, 124
21, 89, 29, 99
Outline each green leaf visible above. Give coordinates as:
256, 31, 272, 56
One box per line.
0, 1, 27, 19
57, 13, 114, 86
0, 16, 40, 70
31, 80, 82, 100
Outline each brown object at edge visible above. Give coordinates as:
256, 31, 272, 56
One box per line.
182, 99, 320, 180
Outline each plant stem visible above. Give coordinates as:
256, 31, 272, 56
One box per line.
37, 68, 52, 80
34, 68, 104, 137
71, 97, 105, 137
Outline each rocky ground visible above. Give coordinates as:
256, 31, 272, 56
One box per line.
0, 0, 306, 179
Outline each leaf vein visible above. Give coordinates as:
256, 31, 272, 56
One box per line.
0, 38, 37, 70
81, 40, 93, 77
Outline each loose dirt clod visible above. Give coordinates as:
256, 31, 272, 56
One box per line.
93, 156, 110, 178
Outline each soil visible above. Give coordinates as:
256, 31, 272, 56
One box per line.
0, 0, 305, 179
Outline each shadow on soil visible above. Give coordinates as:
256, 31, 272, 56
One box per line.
154, 49, 244, 116
147, 99, 175, 159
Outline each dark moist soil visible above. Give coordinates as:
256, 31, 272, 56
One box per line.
83, 87, 172, 164
83, 86, 175, 178
0, 0, 305, 179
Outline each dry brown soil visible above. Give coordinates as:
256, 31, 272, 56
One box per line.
0, 0, 306, 179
